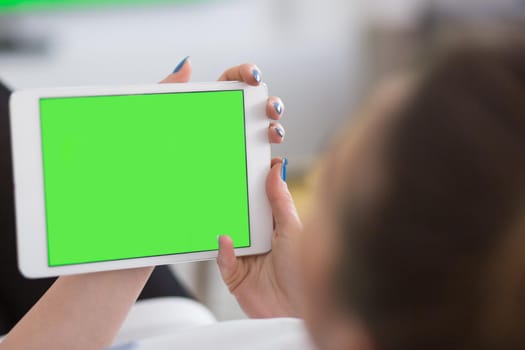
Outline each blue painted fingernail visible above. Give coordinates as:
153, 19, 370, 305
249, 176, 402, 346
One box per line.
173, 56, 190, 73
253, 69, 262, 83
274, 102, 283, 115
275, 126, 285, 138
281, 157, 288, 182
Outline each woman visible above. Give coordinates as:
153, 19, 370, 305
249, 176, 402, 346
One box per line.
3, 44, 525, 349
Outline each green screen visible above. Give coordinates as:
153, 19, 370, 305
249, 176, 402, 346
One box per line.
40, 90, 250, 267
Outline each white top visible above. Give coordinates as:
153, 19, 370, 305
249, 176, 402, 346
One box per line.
110, 298, 315, 350
124, 318, 314, 350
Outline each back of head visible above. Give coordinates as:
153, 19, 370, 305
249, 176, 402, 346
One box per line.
337, 45, 525, 350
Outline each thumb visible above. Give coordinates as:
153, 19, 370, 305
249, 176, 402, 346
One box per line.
267, 160, 301, 232
217, 235, 238, 283
160, 56, 192, 84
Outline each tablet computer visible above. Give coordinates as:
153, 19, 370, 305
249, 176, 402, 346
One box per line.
10, 82, 272, 278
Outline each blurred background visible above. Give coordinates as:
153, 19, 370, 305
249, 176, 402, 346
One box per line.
1, 0, 524, 320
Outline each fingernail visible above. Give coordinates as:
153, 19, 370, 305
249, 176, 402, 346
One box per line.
173, 56, 190, 73
253, 69, 262, 83
275, 126, 285, 138
281, 157, 288, 182
274, 102, 283, 115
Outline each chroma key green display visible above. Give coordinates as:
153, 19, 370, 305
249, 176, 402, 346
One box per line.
39, 90, 251, 266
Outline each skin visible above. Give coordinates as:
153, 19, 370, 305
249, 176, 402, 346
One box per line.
0, 268, 154, 349
0, 60, 286, 350
217, 159, 303, 318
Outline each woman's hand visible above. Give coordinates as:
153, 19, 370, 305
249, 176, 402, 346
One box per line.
181, 60, 301, 318
217, 160, 303, 318
164, 58, 300, 318
163, 59, 300, 318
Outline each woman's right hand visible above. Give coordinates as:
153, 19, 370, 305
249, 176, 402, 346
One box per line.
217, 158, 304, 318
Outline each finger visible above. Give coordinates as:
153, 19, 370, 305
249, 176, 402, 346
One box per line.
217, 235, 238, 281
219, 63, 262, 86
271, 157, 283, 167
266, 160, 301, 232
266, 97, 284, 120
160, 56, 193, 84
269, 123, 285, 144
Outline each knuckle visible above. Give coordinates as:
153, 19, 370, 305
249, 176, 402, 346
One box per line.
224, 267, 247, 295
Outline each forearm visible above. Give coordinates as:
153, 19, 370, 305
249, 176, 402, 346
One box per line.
0, 267, 154, 350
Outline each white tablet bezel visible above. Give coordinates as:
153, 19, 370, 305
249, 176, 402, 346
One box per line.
10, 82, 272, 278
